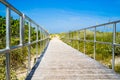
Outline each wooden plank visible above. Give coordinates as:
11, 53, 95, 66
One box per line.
28, 38, 120, 80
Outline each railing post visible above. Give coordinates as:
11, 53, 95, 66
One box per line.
19, 14, 24, 46
6, 7, 10, 80
112, 23, 116, 71
44, 33, 45, 50
28, 22, 31, 43
40, 29, 42, 53
41, 29, 44, 52
36, 26, 39, 61
47, 33, 49, 45
42, 32, 44, 51
45, 33, 47, 47
5, 53, 10, 80
27, 21, 31, 73
84, 29, 86, 54
94, 27, 96, 59
27, 46, 31, 73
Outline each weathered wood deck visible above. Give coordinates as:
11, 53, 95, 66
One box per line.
27, 38, 120, 80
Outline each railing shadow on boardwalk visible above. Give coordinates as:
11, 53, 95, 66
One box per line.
25, 43, 49, 80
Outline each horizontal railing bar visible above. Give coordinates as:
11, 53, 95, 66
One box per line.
71, 20, 120, 32
79, 39, 85, 41
0, 1, 49, 35
24, 15, 39, 27
68, 38, 118, 45
0, 36, 49, 52
39, 26, 49, 34
85, 20, 120, 29
24, 15, 49, 34
114, 43, 120, 46
95, 41, 112, 45
70, 38, 79, 40
69, 38, 113, 45
0, 0, 23, 16
10, 45, 22, 50
0, 45, 22, 54
85, 40, 94, 42
21, 38, 49, 47
0, 49, 9, 54
70, 39, 94, 42
0, 38, 49, 54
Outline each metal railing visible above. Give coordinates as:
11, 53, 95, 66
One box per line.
62, 20, 120, 72
0, 0, 49, 80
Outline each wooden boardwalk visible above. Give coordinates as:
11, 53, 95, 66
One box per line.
27, 38, 120, 80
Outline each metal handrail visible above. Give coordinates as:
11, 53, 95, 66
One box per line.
74, 20, 120, 31
0, 0, 49, 80
62, 19, 120, 72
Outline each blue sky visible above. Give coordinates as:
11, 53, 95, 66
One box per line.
2, 0, 120, 33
